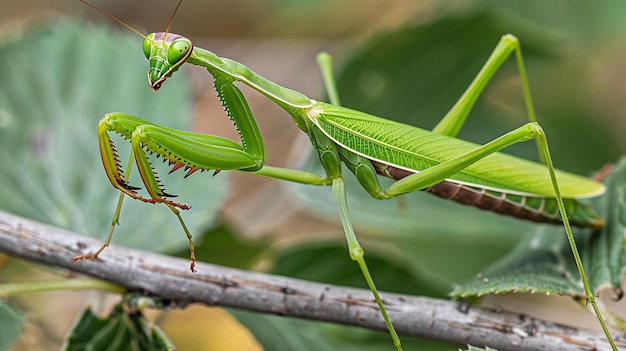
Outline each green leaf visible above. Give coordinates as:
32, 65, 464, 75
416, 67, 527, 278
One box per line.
62, 296, 174, 351
452, 157, 626, 298
0, 301, 24, 350
0, 20, 228, 254
451, 228, 588, 297
587, 158, 626, 291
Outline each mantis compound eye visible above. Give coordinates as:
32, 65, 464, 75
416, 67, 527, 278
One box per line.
142, 34, 155, 59
167, 38, 192, 66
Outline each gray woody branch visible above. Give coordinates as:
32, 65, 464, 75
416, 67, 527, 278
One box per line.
0, 210, 620, 351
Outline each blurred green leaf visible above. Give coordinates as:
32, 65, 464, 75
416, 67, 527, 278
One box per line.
0, 21, 228, 254
187, 224, 268, 269
480, 0, 626, 40
0, 301, 23, 350
230, 309, 452, 351
272, 241, 447, 297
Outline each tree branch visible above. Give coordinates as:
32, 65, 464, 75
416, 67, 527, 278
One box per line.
0, 210, 620, 350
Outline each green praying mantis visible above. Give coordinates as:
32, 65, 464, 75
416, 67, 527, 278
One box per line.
72, 1, 618, 350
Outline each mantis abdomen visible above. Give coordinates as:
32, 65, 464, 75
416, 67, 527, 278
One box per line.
371, 160, 602, 228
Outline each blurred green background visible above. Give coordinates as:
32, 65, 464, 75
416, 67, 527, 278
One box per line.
1, 0, 626, 350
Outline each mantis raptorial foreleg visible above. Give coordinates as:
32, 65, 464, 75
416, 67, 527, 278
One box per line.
74, 1, 616, 348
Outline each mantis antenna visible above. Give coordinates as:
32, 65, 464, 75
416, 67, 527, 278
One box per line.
78, 0, 146, 38
162, 0, 185, 43
78, 0, 185, 44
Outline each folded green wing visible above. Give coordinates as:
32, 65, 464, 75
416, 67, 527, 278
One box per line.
309, 102, 605, 198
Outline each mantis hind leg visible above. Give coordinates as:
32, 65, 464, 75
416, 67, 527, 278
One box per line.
317, 39, 617, 349
340, 99, 618, 350
426, 34, 617, 349
432, 34, 537, 136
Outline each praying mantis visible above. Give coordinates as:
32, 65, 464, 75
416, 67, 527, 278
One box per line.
71, 1, 618, 350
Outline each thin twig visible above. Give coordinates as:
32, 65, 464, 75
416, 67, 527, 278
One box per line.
0, 210, 621, 351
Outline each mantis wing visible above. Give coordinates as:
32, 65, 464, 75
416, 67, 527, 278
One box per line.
309, 102, 605, 198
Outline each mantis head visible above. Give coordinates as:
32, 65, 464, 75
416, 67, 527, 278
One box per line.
78, 0, 189, 92
143, 33, 193, 91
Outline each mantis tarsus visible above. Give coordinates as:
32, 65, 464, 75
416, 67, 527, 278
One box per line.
73, 1, 617, 350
